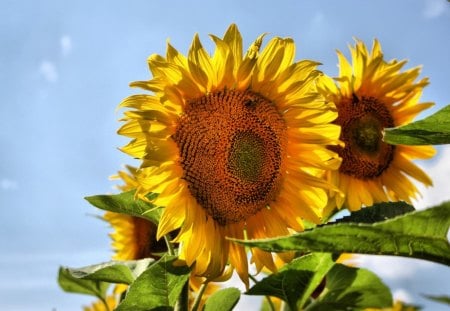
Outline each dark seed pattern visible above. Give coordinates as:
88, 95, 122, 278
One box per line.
172, 89, 286, 225
330, 94, 395, 179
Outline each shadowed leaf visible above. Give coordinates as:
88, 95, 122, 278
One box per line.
58, 267, 109, 299
423, 294, 450, 305
247, 253, 335, 310
384, 105, 450, 145
307, 264, 392, 310
115, 255, 190, 311
85, 190, 162, 224
62, 258, 154, 285
333, 201, 414, 224
234, 202, 450, 266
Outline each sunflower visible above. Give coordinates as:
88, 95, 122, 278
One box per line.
83, 295, 117, 311
365, 300, 419, 311
103, 210, 167, 260
118, 24, 341, 285
105, 165, 167, 261
318, 39, 435, 213
106, 167, 221, 306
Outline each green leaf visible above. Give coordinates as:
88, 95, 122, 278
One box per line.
307, 264, 392, 310
247, 253, 335, 310
423, 294, 450, 305
115, 255, 190, 311
234, 202, 450, 265
384, 104, 450, 145
58, 266, 109, 299
333, 201, 415, 224
85, 190, 162, 224
63, 258, 154, 285
204, 287, 241, 311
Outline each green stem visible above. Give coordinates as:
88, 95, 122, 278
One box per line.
174, 281, 190, 311
164, 234, 188, 310
191, 282, 208, 311
249, 274, 276, 311
281, 301, 291, 311
164, 234, 175, 256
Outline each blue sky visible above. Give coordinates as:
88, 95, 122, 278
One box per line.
0, 0, 449, 310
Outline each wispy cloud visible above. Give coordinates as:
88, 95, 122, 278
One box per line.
393, 288, 414, 303
423, 0, 448, 18
39, 60, 58, 83
37, 35, 72, 83
0, 178, 18, 190
358, 255, 435, 280
60, 35, 72, 57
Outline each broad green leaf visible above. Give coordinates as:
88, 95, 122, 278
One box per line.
58, 266, 109, 299
85, 190, 162, 224
423, 294, 450, 305
307, 264, 392, 310
384, 104, 450, 145
115, 255, 190, 311
247, 253, 335, 310
63, 258, 154, 285
333, 201, 414, 224
204, 287, 241, 311
234, 202, 450, 265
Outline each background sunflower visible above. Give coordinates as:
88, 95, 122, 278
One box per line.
318, 39, 436, 213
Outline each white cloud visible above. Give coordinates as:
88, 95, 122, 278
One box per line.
393, 288, 414, 303
39, 60, 58, 83
413, 145, 450, 209
60, 35, 72, 56
423, 0, 448, 18
0, 178, 18, 190
357, 255, 434, 280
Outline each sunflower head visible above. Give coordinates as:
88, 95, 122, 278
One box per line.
105, 166, 167, 261
318, 39, 435, 213
172, 88, 287, 226
119, 24, 341, 285
83, 295, 117, 311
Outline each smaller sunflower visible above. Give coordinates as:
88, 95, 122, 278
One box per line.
105, 166, 221, 304
83, 295, 117, 311
105, 166, 166, 261
365, 300, 419, 311
318, 39, 435, 212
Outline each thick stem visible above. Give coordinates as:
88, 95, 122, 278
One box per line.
174, 281, 190, 311
191, 282, 208, 311
164, 234, 188, 310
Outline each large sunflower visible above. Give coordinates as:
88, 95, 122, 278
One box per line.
118, 24, 341, 285
318, 39, 435, 213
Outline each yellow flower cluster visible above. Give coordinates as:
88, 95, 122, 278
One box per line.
87, 24, 435, 310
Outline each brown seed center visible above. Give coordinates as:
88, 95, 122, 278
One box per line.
331, 94, 395, 179
133, 217, 167, 259
172, 89, 286, 225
